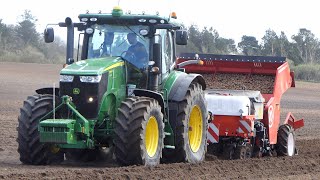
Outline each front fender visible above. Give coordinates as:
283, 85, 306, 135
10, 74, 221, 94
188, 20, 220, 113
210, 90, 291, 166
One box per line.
134, 89, 165, 114
36, 87, 59, 97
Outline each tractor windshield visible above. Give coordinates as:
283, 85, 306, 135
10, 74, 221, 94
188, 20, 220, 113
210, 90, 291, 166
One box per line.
87, 24, 150, 69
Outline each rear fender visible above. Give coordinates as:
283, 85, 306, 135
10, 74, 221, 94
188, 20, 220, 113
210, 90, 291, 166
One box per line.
168, 73, 206, 102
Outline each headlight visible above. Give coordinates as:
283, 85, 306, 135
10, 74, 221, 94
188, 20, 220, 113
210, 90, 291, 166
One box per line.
60, 75, 74, 82
80, 75, 102, 83
85, 27, 94, 34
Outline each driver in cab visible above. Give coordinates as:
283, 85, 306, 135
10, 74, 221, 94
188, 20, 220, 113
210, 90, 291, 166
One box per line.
125, 33, 148, 69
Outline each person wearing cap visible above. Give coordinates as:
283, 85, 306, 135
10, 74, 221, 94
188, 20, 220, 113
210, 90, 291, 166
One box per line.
125, 32, 148, 69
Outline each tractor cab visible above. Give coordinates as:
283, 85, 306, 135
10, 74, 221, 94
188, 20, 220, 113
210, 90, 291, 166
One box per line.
44, 6, 188, 90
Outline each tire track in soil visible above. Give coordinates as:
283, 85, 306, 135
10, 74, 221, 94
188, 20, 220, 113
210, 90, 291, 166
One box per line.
1, 139, 320, 180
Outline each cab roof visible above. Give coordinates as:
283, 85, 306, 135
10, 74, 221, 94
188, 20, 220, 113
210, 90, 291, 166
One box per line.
78, 7, 182, 27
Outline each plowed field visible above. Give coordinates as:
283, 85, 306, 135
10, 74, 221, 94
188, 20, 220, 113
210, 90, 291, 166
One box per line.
0, 62, 319, 179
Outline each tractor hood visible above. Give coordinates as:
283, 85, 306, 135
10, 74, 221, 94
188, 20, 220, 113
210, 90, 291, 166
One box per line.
60, 57, 124, 75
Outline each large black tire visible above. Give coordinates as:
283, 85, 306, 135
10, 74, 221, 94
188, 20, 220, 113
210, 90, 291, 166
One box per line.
276, 124, 296, 156
114, 96, 164, 166
17, 94, 64, 165
162, 83, 207, 163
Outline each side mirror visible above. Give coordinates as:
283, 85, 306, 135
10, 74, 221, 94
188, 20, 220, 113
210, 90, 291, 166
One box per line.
175, 30, 188, 45
44, 27, 54, 43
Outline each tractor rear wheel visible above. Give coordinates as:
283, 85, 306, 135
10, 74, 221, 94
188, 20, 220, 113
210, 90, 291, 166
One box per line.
276, 124, 295, 156
17, 94, 64, 165
114, 96, 164, 166
162, 83, 207, 163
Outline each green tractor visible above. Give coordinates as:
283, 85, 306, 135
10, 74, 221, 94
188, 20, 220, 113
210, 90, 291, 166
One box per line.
17, 7, 207, 166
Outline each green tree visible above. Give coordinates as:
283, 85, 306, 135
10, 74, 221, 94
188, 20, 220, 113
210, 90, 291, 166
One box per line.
214, 37, 237, 54
0, 19, 4, 43
15, 10, 39, 47
176, 25, 237, 55
0, 19, 6, 53
0, 21, 20, 53
200, 27, 215, 53
261, 29, 280, 56
291, 28, 320, 64
238, 35, 260, 55
278, 31, 290, 56
187, 24, 201, 52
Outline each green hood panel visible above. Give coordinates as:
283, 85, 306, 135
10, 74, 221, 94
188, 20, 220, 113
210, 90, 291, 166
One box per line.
60, 57, 124, 75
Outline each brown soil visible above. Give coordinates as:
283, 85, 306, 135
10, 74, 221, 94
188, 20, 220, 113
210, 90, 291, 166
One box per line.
0, 62, 319, 179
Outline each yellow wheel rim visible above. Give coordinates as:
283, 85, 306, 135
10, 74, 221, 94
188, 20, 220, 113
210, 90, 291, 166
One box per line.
145, 116, 159, 157
188, 105, 203, 153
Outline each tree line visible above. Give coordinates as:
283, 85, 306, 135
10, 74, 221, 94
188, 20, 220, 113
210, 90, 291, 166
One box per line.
1, 10, 320, 81
177, 25, 320, 66
176, 25, 320, 81
0, 10, 65, 63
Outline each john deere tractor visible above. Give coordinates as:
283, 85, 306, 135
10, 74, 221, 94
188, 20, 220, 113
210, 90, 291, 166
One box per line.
17, 7, 207, 166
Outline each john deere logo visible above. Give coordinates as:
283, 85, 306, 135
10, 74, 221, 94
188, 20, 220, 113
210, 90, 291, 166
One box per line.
73, 88, 80, 95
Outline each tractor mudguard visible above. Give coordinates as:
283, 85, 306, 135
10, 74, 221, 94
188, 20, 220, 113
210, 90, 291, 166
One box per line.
36, 87, 60, 97
168, 73, 206, 102
133, 89, 165, 114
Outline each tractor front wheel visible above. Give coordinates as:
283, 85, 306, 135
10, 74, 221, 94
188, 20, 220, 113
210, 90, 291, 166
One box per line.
114, 97, 164, 166
276, 124, 296, 156
17, 94, 64, 165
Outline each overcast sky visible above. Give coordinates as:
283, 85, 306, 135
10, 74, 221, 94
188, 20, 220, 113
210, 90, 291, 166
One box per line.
0, 0, 319, 44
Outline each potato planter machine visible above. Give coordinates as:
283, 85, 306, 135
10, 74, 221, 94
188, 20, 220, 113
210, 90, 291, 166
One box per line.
178, 53, 304, 159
